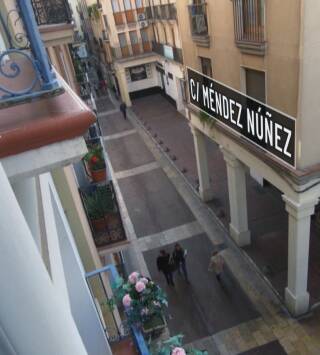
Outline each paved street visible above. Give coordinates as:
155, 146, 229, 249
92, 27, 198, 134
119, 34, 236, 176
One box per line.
97, 93, 320, 354
132, 94, 320, 306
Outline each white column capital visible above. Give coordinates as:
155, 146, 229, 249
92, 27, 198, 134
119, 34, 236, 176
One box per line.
282, 195, 318, 219
189, 123, 201, 138
220, 146, 243, 169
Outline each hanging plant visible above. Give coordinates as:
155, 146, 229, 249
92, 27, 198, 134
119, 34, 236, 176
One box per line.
199, 111, 215, 129
87, 4, 100, 20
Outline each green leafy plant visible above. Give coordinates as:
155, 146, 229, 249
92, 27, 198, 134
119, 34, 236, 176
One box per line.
109, 272, 168, 326
199, 111, 215, 128
152, 334, 208, 355
87, 3, 100, 20
83, 185, 115, 220
83, 144, 106, 171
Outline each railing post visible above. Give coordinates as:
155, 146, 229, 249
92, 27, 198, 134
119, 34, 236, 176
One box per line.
17, 0, 59, 90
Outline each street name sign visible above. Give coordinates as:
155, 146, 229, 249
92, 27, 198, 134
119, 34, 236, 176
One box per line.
187, 67, 296, 168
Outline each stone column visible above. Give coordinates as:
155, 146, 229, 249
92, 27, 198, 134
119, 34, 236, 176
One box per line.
282, 195, 318, 316
116, 68, 132, 107
190, 124, 214, 202
221, 147, 251, 246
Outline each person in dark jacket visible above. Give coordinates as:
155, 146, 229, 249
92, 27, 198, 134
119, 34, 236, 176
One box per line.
173, 243, 189, 282
119, 102, 127, 119
157, 250, 174, 286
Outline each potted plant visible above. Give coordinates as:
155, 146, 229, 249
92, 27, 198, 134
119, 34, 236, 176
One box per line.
153, 334, 208, 355
84, 185, 117, 233
84, 188, 107, 232
110, 272, 168, 336
83, 144, 107, 183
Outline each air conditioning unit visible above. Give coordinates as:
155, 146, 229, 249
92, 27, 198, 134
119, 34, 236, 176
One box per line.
139, 20, 148, 28
137, 13, 146, 21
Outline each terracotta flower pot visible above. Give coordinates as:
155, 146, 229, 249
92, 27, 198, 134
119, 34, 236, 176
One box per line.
91, 217, 108, 232
90, 167, 107, 183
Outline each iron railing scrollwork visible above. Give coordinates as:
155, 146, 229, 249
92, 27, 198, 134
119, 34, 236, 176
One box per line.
31, 0, 73, 26
0, 0, 60, 106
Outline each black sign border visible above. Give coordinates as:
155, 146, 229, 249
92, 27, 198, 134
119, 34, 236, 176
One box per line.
186, 66, 297, 169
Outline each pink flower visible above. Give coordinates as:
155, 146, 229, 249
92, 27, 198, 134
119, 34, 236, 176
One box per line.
135, 281, 146, 293
122, 294, 132, 307
171, 348, 186, 355
128, 272, 139, 284
140, 277, 149, 285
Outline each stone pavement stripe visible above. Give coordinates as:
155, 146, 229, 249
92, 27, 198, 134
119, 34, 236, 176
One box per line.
114, 161, 159, 180
98, 108, 119, 117
136, 221, 203, 251
212, 317, 276, 355
103, 129, 136, 141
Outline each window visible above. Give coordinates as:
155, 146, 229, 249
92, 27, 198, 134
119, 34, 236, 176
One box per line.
103, 15, 109, 29
135, 0, 143, 8
123, 0, 132, 10
118, 33, 127, 48
233, 0, 265, 46
129, 30, 138, 45
171, 26, 176, 48
141, 28, 149, 43
111, 0, 120, 12
200, 57, 212, 78
245, 68, 265, 103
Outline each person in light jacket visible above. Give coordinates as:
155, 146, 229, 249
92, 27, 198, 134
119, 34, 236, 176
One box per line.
208, 250, 224, 282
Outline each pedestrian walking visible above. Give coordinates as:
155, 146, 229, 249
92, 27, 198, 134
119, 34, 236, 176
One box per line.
208, 250, 224, 282
120, 101, 127, 119
173, 243, 189, 282
157, 250, 175, 286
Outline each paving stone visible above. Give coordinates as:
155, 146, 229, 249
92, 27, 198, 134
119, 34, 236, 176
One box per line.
239, 340, 287, 354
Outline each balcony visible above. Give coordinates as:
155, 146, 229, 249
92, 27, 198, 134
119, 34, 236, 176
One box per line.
188, 3, 210, 47
79, 182, 128, 250
31, 0, 75, 46
168, 3, 177, 20
152, 42, 183, 64
86, 265, 150, 354
31, 0, 73, 25
0, 0, 61, 107
145, 6, 153, 20
232, 0, 266, 55
150, 4, 176, 21
111, 42, 153, 60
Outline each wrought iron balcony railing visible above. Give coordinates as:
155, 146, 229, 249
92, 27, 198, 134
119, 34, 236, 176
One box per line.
232, 0, 266, 53
149, 4, 176, 21
152, 41, 183, 64
31, 0, 73, 26
188, 3, 208, 36
111, 41, 152, 60
0, 0, 60, 107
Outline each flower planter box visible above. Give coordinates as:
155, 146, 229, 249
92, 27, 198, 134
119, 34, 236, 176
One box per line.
142, 314, 166, 338
91, 217, 108, 232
